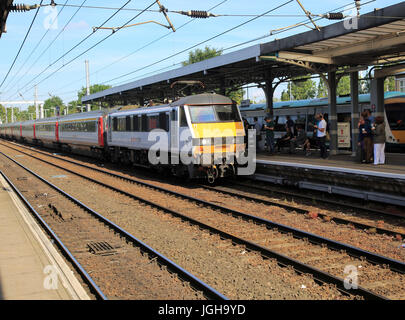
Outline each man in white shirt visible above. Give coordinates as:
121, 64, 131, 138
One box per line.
313, 113, 327, 159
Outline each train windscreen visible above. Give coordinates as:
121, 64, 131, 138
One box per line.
189, 104, 241, 123
385, 103, 405, 130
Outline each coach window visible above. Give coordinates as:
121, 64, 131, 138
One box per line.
126, 116, 131, 131
113, 117, 118, 131
141, 115, 148, 132
148, 115, 159, 132
159, 112, 169, 131
132, 115, 139, 132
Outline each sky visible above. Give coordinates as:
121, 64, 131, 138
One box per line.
0, 0, 403, 109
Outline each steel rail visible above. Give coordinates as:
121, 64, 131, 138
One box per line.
1, 142, 404, 276
240, 178, 405, 219
0, 151, 227, 301
199, 183, 405, 239
7, 140, 403, 238
0, 148, 396, 300
0, 170, 107, 300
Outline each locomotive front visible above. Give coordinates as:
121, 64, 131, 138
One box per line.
180, 94, 246, 183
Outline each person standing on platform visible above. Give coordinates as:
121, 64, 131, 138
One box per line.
253, 117, 262, 152
313, 113, 327, 159
366, 109, 375, 125
372, 116, 386, 165
358, 114, 372, 163
362, 111, 373, 163
264, 116, 275, 154
242, 118, 250, 145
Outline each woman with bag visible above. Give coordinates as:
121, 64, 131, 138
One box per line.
372, 116, 386, 165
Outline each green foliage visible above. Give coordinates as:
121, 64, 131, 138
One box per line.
78, 84, 112, 110
0, 104, 6, 123
43, 95, 64, 117
281, 77, 317, 101
337, 75, 350, 96
317, 79, 328, 98
385, 76, 395, 92
182, 46, 222, 66
182, 46, 245, 103
225, 88, 244, 105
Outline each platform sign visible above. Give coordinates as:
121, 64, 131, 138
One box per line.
338, 122, 351, 148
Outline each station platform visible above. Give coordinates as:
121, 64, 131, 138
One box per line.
0, 174, 90, 300
254, 152, 405, 206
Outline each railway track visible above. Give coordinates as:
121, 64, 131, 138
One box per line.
199, 183, 405, 239
1, 141, 405, 299
0, 151, 225, 300
233, 178, 405, 220
3, 140, 404, 240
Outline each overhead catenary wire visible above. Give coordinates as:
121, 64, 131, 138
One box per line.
39, 0, 376, 103
18, 1, 159, 97
53, 0, 364, 102
0, 0, 44, 90
48, 0, 229, 98
6, 0, 133, 101
2, 0, 70, 94
100, 0, 295, 86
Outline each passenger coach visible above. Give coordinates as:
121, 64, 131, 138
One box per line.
0, 93, 246, 183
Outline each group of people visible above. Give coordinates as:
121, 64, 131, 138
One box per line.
358, 109, 386, 165
243, 110, 386, 165
244, 114, 327, 158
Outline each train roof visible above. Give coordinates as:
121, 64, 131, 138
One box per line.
239, 91, 405, 111
110, 93, 232, 117
57, 110, 106, 122
172, 93, 232, 106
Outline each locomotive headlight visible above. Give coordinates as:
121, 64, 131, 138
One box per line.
201, 138, 211, 146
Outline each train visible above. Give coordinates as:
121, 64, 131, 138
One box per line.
240, 91, 405, 151
0, 93, 247, 183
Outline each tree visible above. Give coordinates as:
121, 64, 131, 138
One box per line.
385, 76, 395, 92
182, 46, 222, 66
182, 46, 244, 103
77, 84, 112, 110
0, 104, 5, 123
281, 77, 316, 101
281, 89, 290, 101
43, 95, 64, 117
225, 88, 244, 105
317, 79, 328, 98
337, 75, 350, 96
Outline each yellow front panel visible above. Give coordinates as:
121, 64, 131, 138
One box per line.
191, 122, 244, 138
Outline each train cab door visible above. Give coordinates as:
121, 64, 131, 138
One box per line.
170, 108, 179, 163
107, 116, 112, 143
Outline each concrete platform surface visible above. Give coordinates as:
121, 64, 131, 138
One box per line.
0, 174, 90, 300
257, 152, 405, 178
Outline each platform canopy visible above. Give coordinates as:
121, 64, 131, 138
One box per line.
82, 1, 405, 105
